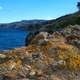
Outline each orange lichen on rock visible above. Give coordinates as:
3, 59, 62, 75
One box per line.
0, 32, 80, 79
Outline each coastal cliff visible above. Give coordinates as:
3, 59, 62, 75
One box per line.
0, 11, 80, 80
0, 28, 80, 80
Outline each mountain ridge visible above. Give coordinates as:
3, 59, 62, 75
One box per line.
0, 11, 80, 31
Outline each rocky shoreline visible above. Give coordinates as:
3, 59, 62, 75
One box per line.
0, 25, 80, 80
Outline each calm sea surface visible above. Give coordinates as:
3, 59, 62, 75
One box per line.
0, 29, 28, 50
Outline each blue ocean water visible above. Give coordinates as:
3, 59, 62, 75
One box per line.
0, 29, 28, 50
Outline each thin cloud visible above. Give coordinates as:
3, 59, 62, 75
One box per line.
0, 6, 3, 10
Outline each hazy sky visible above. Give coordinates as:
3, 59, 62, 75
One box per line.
0, 0, 78, 23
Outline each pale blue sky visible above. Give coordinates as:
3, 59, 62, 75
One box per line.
0, 0, 78, 23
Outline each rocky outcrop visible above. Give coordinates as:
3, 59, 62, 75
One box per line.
0, 32, 80, 80
61, 25, 80, 48
61, 25, 80, 37
0, 9, 80, 80
25, 31, 39, 46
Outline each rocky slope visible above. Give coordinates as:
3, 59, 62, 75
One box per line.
0, 30, 80, 80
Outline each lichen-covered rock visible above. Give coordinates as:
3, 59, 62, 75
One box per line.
61, 25, 80, 37
0, 31, 80, 80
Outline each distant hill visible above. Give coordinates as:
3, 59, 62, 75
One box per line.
0, 20, 47, 31
0, 11, 80, 32
40, 11, 80, 31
